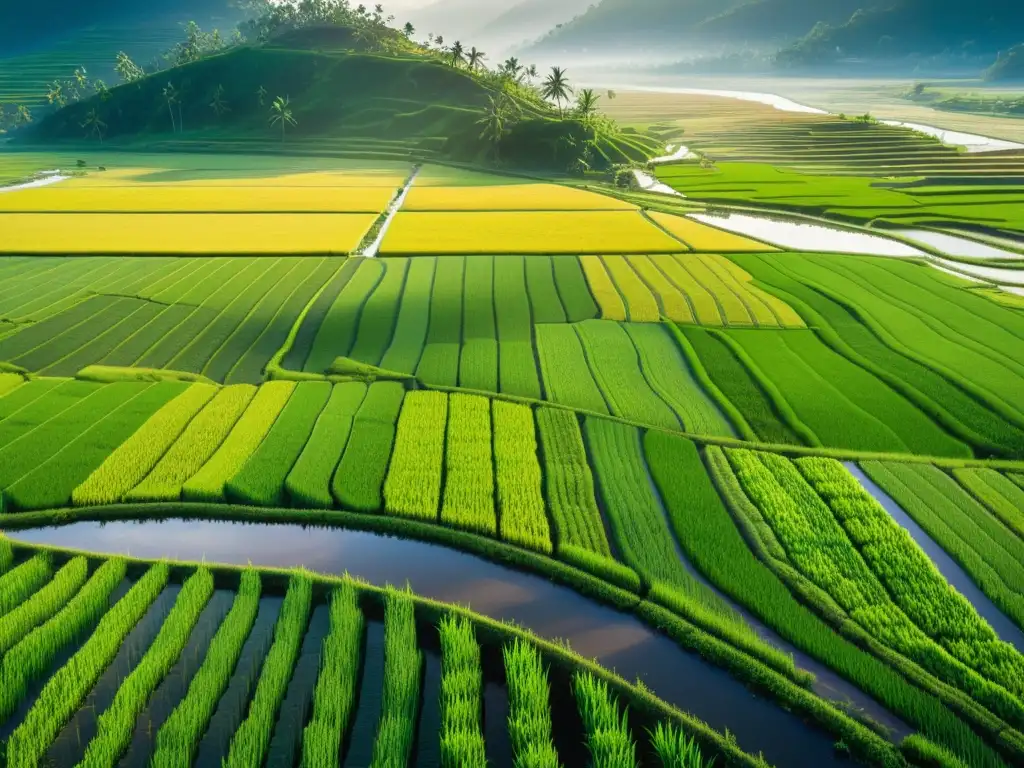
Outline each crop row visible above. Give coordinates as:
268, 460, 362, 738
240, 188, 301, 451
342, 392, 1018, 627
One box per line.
438, 615, 486, 767
952, 468, 1024, 541
728, 449, 1024, 725
370, 589, 422, 768
0, 555, 87, 656
573, 672, 636, 766
504, 638, 560, 767
441, 394, 496, 536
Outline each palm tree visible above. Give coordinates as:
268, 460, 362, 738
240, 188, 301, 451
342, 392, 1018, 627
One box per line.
525, 64, 539, 82
435, 35, 444, 50
575, 88, 600, 122
162, 83, 179, 133
448, 40, 465, 68
14, 105, 32, 127
501, 57, 523, 82
542, 66, 572, 116
403, 22, 415, 38
256, 85, 267, 107
477, 95, 512, 159
210, 84, 230, 116
45, 81, 66, 108
269, 95, 297, 141
466, 47, 486, 71
81, 109, 107, 142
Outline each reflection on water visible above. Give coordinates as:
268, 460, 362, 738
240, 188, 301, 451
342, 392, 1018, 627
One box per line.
633, 169, 684, 197
898, 229, 1024, 260
9, 519, 858, 766
932, 258, 1024, 287
879, 120, 1024, 154
845, 463, 1024, 654
691, 212, 927, 257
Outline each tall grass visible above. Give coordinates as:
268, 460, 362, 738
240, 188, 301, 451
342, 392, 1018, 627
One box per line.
383, 390, 448, 521
650, 722, 709, 768
0, 556, 87, 656
493, 400, 552, 554
80, 568, 215, 767
301, 582, 364, 768
573, 671, 636, 768
441, 393, 496, 536
504, 638, 561, 768
0, 552, 52, 618
370, 589, 422, 768
439, 615, 486, 768
6, 563, 169, 767
151, 570, 262, 768
224, 575, 313, 768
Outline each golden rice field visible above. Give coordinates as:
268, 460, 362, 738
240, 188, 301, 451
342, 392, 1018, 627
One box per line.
0, 186, 395, 213
65, 168, 409, 187
378, 211, 687, 255
648, 211, 779, 252
0, 213, 377, 254
402, 183, 636, 211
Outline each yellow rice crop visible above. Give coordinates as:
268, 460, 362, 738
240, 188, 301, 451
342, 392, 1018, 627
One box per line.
679, 257, 755, 325
379, 212, 685, 255
648, 211, 779, 252
64, 169, 407, 187
626, 256, 694, 323
403, 184, 635, 211
698, 256, 777, 326
0, 187, 393, 213
601, 256, 661, 322
654, 257, 722, 325
0, 213, 377, 254
710, 256, 806, 327
580, 256, 627, 321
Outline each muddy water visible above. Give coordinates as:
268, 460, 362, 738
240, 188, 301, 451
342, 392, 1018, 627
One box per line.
10, 519, 859, 766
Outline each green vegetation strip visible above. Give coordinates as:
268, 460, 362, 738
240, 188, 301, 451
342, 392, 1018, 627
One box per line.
0, 552, 51, 618
953, 468, 1024, 541
301, 582, 363, 768
493, 400, 551, 554
151, 570, 262, 768
574, 672, 636, 767
441, 393, 496, 536
333, 382, 405, 512
5, 562, 169, 767
384, 390, 448, 521
0, 556, 87, 656
80, 568, 215, 767
438, 615, 486, 767
224, 575, 313, 767
370, 590, 422, 768
504, 638, 561, 767
0, 558, 125, 723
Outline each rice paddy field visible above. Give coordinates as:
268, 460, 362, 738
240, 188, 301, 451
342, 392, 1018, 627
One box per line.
2, 91, 1024, 768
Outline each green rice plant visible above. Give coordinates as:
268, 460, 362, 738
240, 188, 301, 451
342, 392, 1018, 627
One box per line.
347, 258, 410, 366
334, 382, 405, 512
416, 256, 465, 387
559, 546, 642, 594
459, 256, 498, 392
535, 324, 609, 414
862, 461, 1024, 632
438, 615, 486, 768
678, 326, 795, 444
73, 384, 217, 505
0, 552, 51, 618
225, 575, 313, 768
4, 382, 188, 511
151, 570, 262, 768
0, 372, 23, 398
80, 568, 215, 768
0, 379, 63, 420
5, 562, 169, 767
0, 379, 101, 449
286, 382, 368, 509
183, 381, 295, 502
726, 328, 970, 456
535, 408, 611, 556
0, 556, 87, 656
650, 722, 708, 768
900, 734, 971, 768
370, 589, 422, 768
797, 457, 1024, 700
728, 449, 1024, 725
379, 257, 437, 375
575, 320, 680, 430
734, 252, 1024, 456
283, 260, 361, 371
525, 257, 568, 323
493, 401, 552, 554
0, 536, 12, 574
227, 381, 332, 507
0, 557, 125, 722
304, 259, 385, 374
125, 385, 256, 502
494, 256, 541, 399
552, 256, 599, 323
602, 255, 661, 322
624, 323, 734, 437
573, 671, 636, 768
503, 639, 561, 768
383, 390, 448, 521
952, 468, 1024, 541
301, 582, 364, 768
441, 394, 496, 536
705, 446, 1009, 768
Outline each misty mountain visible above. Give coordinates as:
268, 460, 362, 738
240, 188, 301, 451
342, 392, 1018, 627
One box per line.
476, 0, 594, 50
402, 0, 514, 42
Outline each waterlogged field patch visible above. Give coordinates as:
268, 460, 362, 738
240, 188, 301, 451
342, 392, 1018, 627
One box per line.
379, 211, 686, 254
403, 183, 635, 211
0, 187, 395, 213
0, 213, 377, 254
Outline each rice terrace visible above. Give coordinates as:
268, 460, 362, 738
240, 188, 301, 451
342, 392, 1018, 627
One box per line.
2, 1, 1024, 767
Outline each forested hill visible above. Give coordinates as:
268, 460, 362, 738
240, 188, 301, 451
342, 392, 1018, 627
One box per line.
527, 0, 1024, 62
0, 0, 233, 53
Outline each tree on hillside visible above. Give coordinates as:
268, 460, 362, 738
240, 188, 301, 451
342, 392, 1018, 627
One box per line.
269, 96, 298, 141
435, 35, 445, 50
81, 109, 107, 142
256, 85, 268, 107
467, 48, 487, 71
114, 52, 144, 83
45, 81, 66, 108
575, 88, 600, 121
162, 83, 180, 133
448, 41, 466, 68
403, 22, 415, 38
542, 67, 572, 116
15, 105, 32, 127
477, 94, 516, 159
210, 84, 230, 116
